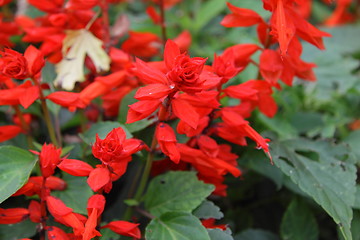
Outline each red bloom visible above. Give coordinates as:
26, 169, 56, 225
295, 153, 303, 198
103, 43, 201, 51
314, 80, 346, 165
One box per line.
57, 159, 94, 177
28, 200, 41, 223
221, 2, 264, 27
87, 167, 111, 192
156, 122, 180, 163
0, 125, 22, 143
165, 40, 207, 94
0, 0, 11, 6
46, 226, 70, 240
102, 221, 141, 239
31, 143, 62, 178
0, 208, 29, 224
0, 48, 28, 79
122, 31, 161, 58
92, 127, 145, 164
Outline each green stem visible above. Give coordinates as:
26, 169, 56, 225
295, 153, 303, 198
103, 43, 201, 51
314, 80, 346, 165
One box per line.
33, 79, 59, 147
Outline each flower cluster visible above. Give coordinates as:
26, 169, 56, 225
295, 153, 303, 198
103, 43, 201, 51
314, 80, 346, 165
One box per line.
0, 0, 343, 239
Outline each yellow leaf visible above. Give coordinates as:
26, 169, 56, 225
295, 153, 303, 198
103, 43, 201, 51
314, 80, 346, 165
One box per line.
54, 29, 110, 90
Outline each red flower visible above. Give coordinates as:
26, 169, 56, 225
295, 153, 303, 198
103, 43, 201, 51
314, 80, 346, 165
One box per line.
57, 159, 94, 177
165, 40, 207, 94
102, 221, 141, 239
31, 143, 62, 178
87, 167, 111, 192
0, 125, 22, 143
156, 122, 180, 163
0, 48, 28, 79
0, 45, 44, 80
0, 208, 29, 224
92, 127, 145, 164
122, 31, 161, 58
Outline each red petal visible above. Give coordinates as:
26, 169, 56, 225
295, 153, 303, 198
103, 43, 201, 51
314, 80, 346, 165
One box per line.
0, 125, 22, 142
87, 167, 111, 192
171, 98, 199, 129
134, 83, 173, 100
58, 159, 94, 177
259, 49, 283, 84
83, 209, 102, 240
0, 208, 29, 224
164, 39, 181, 70
126, 100, 161, 123
29, 200, 41, 223
46, 226, 70, 240
156, 123, 180, 163
135, 58, 167, 85
87, 194, 106, 217
221, 2, 263, 27
102, 221, 141, 239
19, 86, 39, 109
46, 196, 73, 217
24, 45, 45, 77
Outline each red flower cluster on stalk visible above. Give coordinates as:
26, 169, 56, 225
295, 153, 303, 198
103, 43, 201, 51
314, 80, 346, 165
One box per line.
0, 0, 338, 239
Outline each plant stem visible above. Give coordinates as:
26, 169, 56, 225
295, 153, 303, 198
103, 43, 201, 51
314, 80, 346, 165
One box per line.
123, 94, 174, 221
39, 177, 48, 240
159, 0, 167, 45
33, 79, 59, 147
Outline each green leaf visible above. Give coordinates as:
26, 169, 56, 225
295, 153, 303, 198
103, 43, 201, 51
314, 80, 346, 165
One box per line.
193, 200, 224, 220
0, 146, 37, 204
353, 185, 360, 210
271, 139, 356, 240
280, 199, 319, 240
80, 121, 132, 145
144, 171, 214, 217
235, 229, 279, 240
344, 130, 360, 164
52, 173, 93, 215
0, 219, 37, 240
193, 0, 227, 32
208, 229, 233, 240
145, 212, 210, 240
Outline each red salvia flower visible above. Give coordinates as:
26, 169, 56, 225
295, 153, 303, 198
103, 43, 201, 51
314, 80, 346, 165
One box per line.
156, 122, 180, 163
46, 226, 70, 240
0, 125, 22, 143
92, 127, 145, 164
58, 159, 94, 177
31, 143, 62, 178
0, 48, 28, 79
102, 221, 141, 239
0, 208, 29, 224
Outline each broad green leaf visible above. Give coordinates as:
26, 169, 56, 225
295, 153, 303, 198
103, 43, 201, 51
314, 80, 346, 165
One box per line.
193, 200, 224, 220
351, 210, 360, 240
280, 199, 319, 240
208, 229, 233, 240
0, 146, 37, 204
145, 212, 210, 240
80, 121, 132, 145
271, 139, 356, 240
144, 171, 214, 217
235, 229, 279, 240
193, 0, 226, 32
0, 219, 37, 240
241, 149, 284, 189
353, 185, 360, 210
52, 173, 93, 215
344, 130, 360, 164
